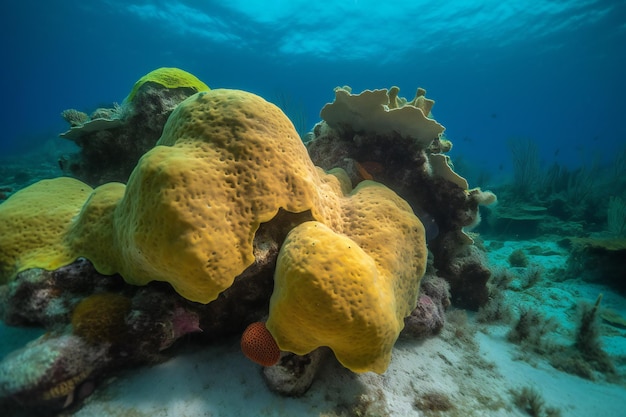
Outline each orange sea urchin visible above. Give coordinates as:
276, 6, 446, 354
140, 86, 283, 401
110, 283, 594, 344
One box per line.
241, 321, 280, 367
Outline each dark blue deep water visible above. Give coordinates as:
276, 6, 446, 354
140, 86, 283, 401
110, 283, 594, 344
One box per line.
2, 0, 625, 177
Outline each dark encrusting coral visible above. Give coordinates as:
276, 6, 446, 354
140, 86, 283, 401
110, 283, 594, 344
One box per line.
58, 83, 200, 186
307, 119, 494, 311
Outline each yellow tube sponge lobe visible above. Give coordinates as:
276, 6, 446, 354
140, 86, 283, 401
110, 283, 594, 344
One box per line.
125, 67, 210, 102
0, 178, 92, 282
269, 221, 396, 373
67, 182, 126, 273
105, 90, 330, 302
267, 181, 427, 374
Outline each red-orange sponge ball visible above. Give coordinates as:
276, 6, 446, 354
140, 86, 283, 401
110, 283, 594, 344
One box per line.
241, 321, 280, 367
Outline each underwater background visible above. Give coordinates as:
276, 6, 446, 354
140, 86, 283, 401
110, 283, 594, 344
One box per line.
1, 1, 626, 416
2, 0, 625, 173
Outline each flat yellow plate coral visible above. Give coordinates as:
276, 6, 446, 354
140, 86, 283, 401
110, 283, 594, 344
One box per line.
125, 67, 210, 102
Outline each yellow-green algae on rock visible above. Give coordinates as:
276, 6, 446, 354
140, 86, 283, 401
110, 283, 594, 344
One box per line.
125, 67, 210, 102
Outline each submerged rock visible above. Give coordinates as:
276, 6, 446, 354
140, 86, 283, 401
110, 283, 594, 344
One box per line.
58, 69, 208, 186
263, 348, 330, 397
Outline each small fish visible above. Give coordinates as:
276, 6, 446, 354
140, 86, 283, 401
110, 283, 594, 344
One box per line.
355, 161, 385, 181
359, 161, 384, 175
354, 161, 374, 180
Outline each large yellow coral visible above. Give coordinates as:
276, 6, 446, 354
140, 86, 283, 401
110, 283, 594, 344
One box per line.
98, 89, 337, 302
267, 181, 427, 374
0, 88, 427, 373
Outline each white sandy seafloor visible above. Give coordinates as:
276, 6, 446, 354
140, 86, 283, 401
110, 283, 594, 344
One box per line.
4, 237, 626, 417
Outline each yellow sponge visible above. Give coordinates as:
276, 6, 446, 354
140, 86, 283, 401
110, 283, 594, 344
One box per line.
267, 181, 427, 373
67, 182, 126, 273
102, 89, 332, 302
0, 178, 92, 282
268, 221, 394, 373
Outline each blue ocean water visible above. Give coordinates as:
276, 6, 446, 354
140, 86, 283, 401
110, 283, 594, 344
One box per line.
2, 0, 624, 177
